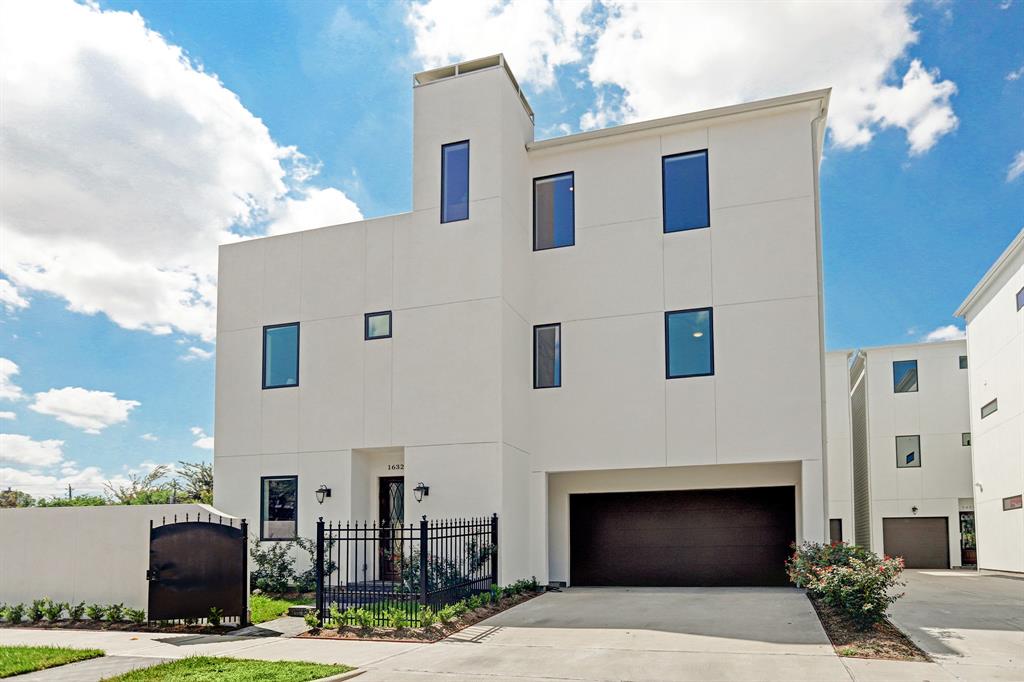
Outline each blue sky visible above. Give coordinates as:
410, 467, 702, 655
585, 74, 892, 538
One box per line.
0, 0, 1021, 497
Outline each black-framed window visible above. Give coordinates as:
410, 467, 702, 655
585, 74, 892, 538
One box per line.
663, 150, 710, 233
261, 475, 297, 540
441, 140, 469, 223
1004, 494, 1023, 511
533, 172, 574, 250
893, 359, 918, 393
665, 308, 714, 378
896, 435, 921, 468
981, 398, 998, 419
962, 432, 971, 447
263, 323, 299, 389
1016, 285, 1024, 311
533, 323, 561, 389
959, 355, 968, 369
829, 519, 843, 544
365, 311, 392, 340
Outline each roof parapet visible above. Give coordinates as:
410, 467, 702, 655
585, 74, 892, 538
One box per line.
413, 53, 534, 123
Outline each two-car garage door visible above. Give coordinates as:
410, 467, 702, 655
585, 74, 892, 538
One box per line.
569, 486, 796, 587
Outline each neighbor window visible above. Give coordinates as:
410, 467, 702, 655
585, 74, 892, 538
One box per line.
829, 519, 843, 544
893, 359, 918, 393
962, 432, 972, 447
534, 172, 574, 250
959, 355, 968, 369
365, 311, 392, 340
1017, 285, 1024, 311
665, 308, 714, 378
981, 398, 998, 419
261, 476, 297, 540
1004, 495, 1023, 511
534, 324, 561, 389
263, 323, 299, 389
441, 141, 469, 223
663, 150, 710, 232
896, 435, 921, 468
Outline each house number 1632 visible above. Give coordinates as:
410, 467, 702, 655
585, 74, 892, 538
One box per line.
387, 464, 404, 471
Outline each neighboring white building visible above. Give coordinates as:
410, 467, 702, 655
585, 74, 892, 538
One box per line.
825, 350, 855, 544
214, 55, 831, 586
834, 341, 974, 568
955, 229, 1024, 574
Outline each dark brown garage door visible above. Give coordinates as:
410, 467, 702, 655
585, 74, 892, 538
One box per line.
569, 486, 796, 587
882, 517, 949, 568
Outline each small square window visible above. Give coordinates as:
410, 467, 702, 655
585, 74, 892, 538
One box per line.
962, 432, 971, 447
663, 150, 710, 232
534, 172, 574, 250
665, 308, 714, 378
263, 323, 299, 389
534, 323, 561, 389
441, 141, 469, 223
959, 355, 968, 369
365, 311, 392, 340
1003, 495, 1023, 511
261, 476, 297, 540
896, 435, 921, 468
893, 360, 918, 393
981, 398, 998, 419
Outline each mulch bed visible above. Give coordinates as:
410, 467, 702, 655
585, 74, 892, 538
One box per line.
808, 596, 929, 661
0, 620, 237, 635
299, 591, 540, 642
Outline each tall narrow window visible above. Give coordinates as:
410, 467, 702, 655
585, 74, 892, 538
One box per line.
981, 399, 998, 419
893, 359, 918, 393
959, 355, 968, 369
665, 308, 714, 379
962, 432, 971, 447
441, 140, 469, 223
534, 172, 574, 250
263, 323, 299, 389
663, 150, 710, 232
261, 476, 298, 540
365, 311, 392, 340
1017, 285, 1024, 311
534, 323, 561, 389
896, 435, 921, 468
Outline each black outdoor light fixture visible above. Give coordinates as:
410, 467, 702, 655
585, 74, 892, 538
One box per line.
911, 505, 919, 515
315, 484, 332, 505
413, 482, 430, 503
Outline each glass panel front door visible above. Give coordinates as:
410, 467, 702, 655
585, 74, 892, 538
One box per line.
378, 477, 404, 581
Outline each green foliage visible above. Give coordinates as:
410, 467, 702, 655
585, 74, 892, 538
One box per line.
85, 604, 104, 621
349, 608, 374, 630
40, 600, 64, 621
28, 600, 46, 622
250, 593, 312, 625
207, 607, 223, 627
3, 604, 25, 623
104, 603, 125, 623
302, 609, 320, 630
176, 460, 213, 504
0, 489, 35, 508
91, 656, 350, 682
249, 540, 296, 593
293, 537, 336, 592
0, 645, 104, 677
787, 541, 906, 629
385, 607, 408, 629
489, 585, 504, 602
400, 541, 496, 595
36, 495, 108, 507
125, 608, 146, 624
67, 602, 86, 621
420, 606, 437, 627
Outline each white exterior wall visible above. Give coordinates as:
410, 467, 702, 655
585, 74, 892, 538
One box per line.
957, 230, 1023, 573
825, 351, 855, 542
214, 57, 829, 584
0, 504, 234, 608
859, 341, 974, 566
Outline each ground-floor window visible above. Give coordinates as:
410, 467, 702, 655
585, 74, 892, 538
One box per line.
829, 518, 843, 544
261, 475, 298, 540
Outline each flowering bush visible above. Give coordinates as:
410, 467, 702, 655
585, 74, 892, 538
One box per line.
787, 542, 905, 629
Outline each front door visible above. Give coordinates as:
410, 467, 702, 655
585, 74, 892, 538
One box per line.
378, 476, 404, 581
959, 511, 977, 566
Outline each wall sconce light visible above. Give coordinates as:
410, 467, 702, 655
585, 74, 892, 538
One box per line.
911, 505, 919, 515
315, 484, 332, 505
413, 482, 430, 503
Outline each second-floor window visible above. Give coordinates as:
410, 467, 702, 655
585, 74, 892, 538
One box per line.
962, 432, 971, 446
534, 323, 561, 389
893, 359, 918, 393
663, 150, 710, 233
263, 323, 299, 389
441, 140, 469, 223
534, 172, 574, 250
896, 435, 921, 468
665, 308, 714, 378
365, 311, 392, 340
959, 355, 968, 369
981, 398, 998, 419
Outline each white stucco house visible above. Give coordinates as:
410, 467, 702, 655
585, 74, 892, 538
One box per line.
955, 228, 1023, 574
827, 341, 974, 568
213, 55, 831, 587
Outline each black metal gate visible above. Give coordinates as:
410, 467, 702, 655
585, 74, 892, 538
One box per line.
147, 514, 248, 623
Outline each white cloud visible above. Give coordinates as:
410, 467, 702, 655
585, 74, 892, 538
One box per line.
922, 324, 966, 342
0, 0, 361, 343
0, 279, 29, 313
181, 346, 214, 361
140, 432, 158, 441
267, 187, 363, 236
0, 412, 15, 420
1007, 151, 1024, 183
0, 433, 65, 467
0, 464, 131, 497
408, 1, 957, 155
0, 358, 25, 402
1007, 66, 1024, 81
29, 387, 140, 434
190, 426, 214, 450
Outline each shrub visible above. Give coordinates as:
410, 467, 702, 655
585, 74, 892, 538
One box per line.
4, 604, 25, 624
385, 607, 408, 629
29, 599, 46, 622
208, 607, 223, 627
293, 537, 337, 592
249, 540, 296, 594
0, 604, 5, 622
489, 585, 504, 603
466, 594, 483, 610
786, 541, 874, 587
350, 608, 373, 630
85, 604, 105, 621
420, 606, 437, 627
41, 599, 65, 621
104, 603, 125, 622
125, 608, 146, 624
68, 602, 86, 621
436, 604, 458, 624
303, 608, 320, 630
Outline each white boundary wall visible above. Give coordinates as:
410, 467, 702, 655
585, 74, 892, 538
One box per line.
0, 504, 239, 609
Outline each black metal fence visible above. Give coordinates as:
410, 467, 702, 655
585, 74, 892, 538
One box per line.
315, 514, 497, 627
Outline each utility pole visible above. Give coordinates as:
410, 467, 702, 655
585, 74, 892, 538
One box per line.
67, 483, 73, 500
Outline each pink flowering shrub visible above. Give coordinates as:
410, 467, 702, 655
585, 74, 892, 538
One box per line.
787, 541, 905, 629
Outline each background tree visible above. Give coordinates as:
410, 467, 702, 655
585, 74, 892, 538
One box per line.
0, 488, 35, 508
36, 494, 108, 507
104, 464, 172, 505
177, 460, 213, 504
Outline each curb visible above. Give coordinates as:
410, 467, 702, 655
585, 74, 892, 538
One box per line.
313, 669, 365, 682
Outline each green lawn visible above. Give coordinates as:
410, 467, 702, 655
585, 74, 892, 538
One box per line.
0, 645, 104, 678
102, 657, 351, 681
250, 593, 313, 624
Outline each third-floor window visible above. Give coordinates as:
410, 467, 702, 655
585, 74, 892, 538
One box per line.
534, 172, 574, 250
441, 140, 469, 223
663, 150, 710, 233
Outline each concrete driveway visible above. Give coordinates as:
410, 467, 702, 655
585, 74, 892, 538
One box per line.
888, 569, 1024, 682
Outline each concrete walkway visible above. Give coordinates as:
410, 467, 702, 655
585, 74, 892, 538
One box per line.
13, 655, 172, 681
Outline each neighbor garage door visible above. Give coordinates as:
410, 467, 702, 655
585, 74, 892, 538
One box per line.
882, 517, 949, 569
569, 486, 795, 587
